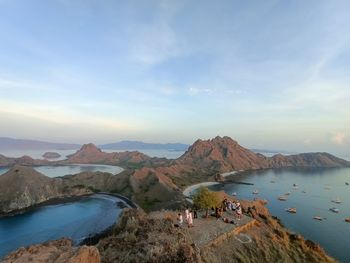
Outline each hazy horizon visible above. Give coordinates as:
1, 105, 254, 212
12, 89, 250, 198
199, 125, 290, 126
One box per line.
1, 0, 349, 158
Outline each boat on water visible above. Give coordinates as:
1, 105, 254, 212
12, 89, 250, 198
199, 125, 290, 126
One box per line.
286, 208, 297, 213
232, 192, 237, 196
278, 196, 288, 201
324, 186, 331, 190
270, 180, 275, 183
252, 190, 259, 194
293, 183, 298, 187
313, 216, 323, 221
331, 198, 342, 204
329, 208, 340, 213
284, 191, 291, 195
302, 190, 307, 193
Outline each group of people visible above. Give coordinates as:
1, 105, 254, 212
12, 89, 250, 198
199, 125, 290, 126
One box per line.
176, 207, 197, 228
175, 197, 243, 228
214, 197, 243, 222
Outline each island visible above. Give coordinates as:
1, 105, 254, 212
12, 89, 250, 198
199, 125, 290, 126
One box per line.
42, 152, 61, 159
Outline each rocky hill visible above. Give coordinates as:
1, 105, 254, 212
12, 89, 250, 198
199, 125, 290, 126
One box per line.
177, 136, 349, 173
0, 166, 91, 215
178, 136, 269, 172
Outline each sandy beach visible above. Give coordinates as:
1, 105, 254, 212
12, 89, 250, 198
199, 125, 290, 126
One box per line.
182, 182, 220, 197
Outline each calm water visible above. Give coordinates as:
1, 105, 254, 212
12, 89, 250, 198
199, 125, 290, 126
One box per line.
0, 194, 125, 259
208, 168, 350, 262
0, 164, 123, 177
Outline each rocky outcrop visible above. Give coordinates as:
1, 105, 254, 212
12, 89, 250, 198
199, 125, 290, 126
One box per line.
0, 166, 92, 215
42, 152, 61, 159
1, 238, 100, 263
0, 155, 50, 167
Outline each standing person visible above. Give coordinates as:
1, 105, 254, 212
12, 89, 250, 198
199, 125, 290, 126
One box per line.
193, 207, 198, 219
177, 213, 183, 227
185, 208, 190, 223
236, 201, 242, 220
188, 211, 194, 227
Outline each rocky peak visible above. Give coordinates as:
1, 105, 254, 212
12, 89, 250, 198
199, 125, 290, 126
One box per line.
78, 143, 102, 154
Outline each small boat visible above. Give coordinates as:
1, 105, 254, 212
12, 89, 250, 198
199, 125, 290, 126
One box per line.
286, 208, 297, 213
313, 216, 323, 221
252, 190, 259, 194
329, 208, 340, 213
293, 183, 298, 187
302, 190, 307, 193
278, 196, 288, 201
332, 198, 342, 204
232, 192, 237, 196
284, 191, 291, 196
270, 180, 275, 183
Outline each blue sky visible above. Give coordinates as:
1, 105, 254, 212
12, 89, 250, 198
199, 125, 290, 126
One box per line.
0, 0, 349, 157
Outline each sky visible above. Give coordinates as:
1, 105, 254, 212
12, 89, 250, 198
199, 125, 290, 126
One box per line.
0, 0, 349, 158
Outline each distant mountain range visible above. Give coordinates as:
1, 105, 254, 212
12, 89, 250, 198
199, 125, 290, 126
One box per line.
0, 137, 80, 150
99, 140, 189, 151
0, 137, 189, 152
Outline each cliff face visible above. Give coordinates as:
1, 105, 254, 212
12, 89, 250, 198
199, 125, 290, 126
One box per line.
1, 238, 100, 263
0, 166, 91, 214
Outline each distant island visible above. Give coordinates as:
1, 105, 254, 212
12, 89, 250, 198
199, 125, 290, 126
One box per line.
0, 137, 80, 150
42, 152, 61, 159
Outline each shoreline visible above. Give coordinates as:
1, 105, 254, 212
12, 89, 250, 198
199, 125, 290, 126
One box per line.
0, 192, 137, 218
182, 181, 220, 197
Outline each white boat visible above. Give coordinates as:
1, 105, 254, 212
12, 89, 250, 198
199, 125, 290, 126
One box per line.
329, 208, 340, 213
302, 190, 307, 193
286, 208, 297, 213
332, 198, 342, 204
252, 190, 259, 194
278, 196, 288, 201
232, 192, 237, 196
284, 191, 291, 196
313, 216, 323, 221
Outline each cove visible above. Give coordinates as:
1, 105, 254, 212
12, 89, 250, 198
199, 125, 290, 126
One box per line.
207, 167, 350, 262
0, 194, 126, 259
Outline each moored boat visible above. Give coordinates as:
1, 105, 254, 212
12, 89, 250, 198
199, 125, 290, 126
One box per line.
329, 208, 339, 213
286, 208, 297, 213
332, 198, 342, 204
313, 216, 323, 221
252, 190, 259, 194
278, 196, 288, 201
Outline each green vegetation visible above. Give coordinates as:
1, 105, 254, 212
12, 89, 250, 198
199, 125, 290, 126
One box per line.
193, 187, 220, 217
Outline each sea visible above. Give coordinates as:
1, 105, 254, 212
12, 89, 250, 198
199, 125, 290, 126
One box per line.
208, 167, 350, 262
0, 194, 125, 259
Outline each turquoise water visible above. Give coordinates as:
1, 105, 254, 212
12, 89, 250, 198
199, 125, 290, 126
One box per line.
0, 164, 123, 177
208, 168, 350, 262
0, 194, 124, 259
